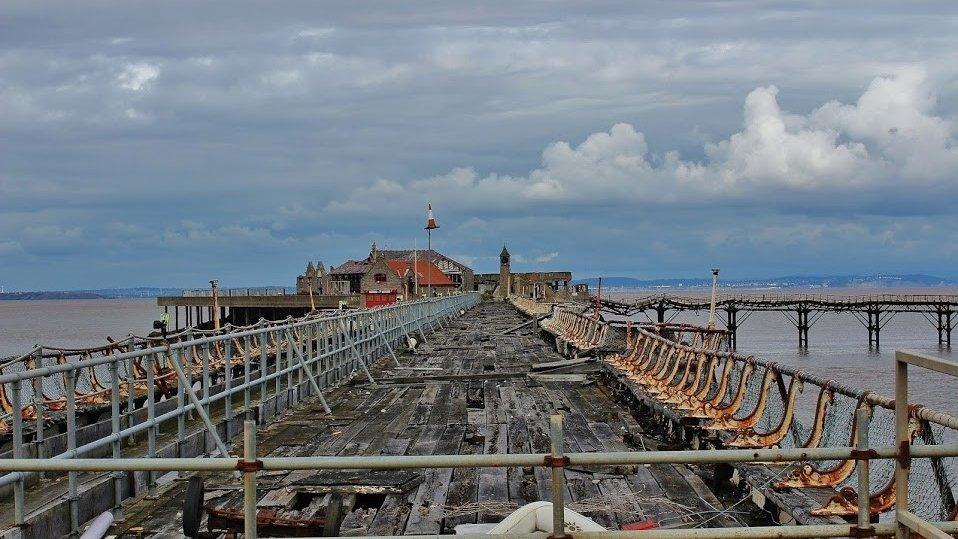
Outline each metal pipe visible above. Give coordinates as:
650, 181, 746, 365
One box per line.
550, 414, 566, 536
243, 420, 257, 539
11, 380, 25, 524
108, 360, 123, 519
66, 366, 79, 536
855, 407, 871, 532
896, 355, 909, 539
167, 346, 232, 459
338, 319, 375, 384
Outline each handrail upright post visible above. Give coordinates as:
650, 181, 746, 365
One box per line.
895, 354, 909, 539
175, 348, 186, 470
31, 348, 45, 477
126, 341, 136, 443
243, 420, 258, 539
856, 407, 872, 533
146, 353, 157, 497
274, 329, 281, 401
66, 365, 79, 536
259, 327, 268, 418
549, 414, 567, 538
108, 359, 124, 519
11, 379, 25, 525
243, 335, 251, 420
202, 343, 211, 452
224, 338, 233, 440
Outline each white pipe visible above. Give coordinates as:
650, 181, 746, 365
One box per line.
78, 511, 114, 539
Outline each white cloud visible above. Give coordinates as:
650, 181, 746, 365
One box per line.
117, 62, 159, 91
326, 68, 958, 215
535, 251, 559, 263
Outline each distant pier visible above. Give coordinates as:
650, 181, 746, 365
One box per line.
597, 293, 958, 349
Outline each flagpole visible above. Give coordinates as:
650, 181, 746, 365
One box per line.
427, 228, 431, 298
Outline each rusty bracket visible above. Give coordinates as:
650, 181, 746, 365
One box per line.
897, 440, 911, 469
235, 459, 264, 473
850, 449, 879, 461
848, 525, 875, 538
543, 455, 570, 468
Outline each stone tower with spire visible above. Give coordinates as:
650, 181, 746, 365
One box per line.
497, 244, 511, 299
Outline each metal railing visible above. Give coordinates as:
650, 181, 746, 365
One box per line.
181, 287, 292, 297
0, 293, 479, 535
1, 378, 957, 538
2, 299, 956, 538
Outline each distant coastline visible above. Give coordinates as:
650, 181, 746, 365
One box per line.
573, 274, 958, 291
0, 291, 104, 300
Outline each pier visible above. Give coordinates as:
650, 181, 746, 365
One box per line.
0, 295, 957, 538
597, 293, 958, 349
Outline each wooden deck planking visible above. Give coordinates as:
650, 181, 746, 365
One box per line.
110, 301, 741, 537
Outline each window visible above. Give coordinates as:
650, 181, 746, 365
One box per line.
374, 273, 387, 283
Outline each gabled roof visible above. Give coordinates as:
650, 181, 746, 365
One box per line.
377, 249, 470, 273
329, 259, 371, 276
386, 259, 455, 286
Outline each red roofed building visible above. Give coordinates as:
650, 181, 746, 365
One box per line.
327, 242, 468, 306
386, 259, 457, 299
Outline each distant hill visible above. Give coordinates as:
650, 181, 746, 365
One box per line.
0, 291, 104, 300
573, 274, 958, 290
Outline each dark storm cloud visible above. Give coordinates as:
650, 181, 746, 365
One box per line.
1, 1, 957, 289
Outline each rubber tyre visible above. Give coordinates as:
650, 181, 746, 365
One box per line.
182, 475, 205, 537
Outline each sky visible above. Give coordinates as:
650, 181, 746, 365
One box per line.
2, 1, 958, 290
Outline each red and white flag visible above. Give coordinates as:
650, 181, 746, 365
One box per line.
424, 202, 439, 230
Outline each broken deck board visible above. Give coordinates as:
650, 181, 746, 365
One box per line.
109, 301, 752, 537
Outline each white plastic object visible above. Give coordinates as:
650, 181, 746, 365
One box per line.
485, 502, 606, 534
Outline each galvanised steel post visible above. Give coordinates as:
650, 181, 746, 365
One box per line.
274, 329, 281, 400
146, 352, 157, 497
285, 324, 294, 405
259, 327, 268, 418
175, 348, 186, 469
126, 340, 136, 442
338, 319, 375, 384
896, 355, 909, 539
243, 420, 258, 539
202, 343, 211, 453
224, 338, 233, 440
167, 343, 232, 459
109, 359, 124, 519
856, 407, 872, 532
11, 379, 25, 524
550, 414, 567, 538
65, 364, 79, 536
243, 335, 251, 419
376, 317, 401, 368
31, 348, 45, 475
287, 328, 331, 414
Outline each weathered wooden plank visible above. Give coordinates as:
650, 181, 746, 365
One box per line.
442, 423, 483, 532
477, 422, 510, 523
565, 469, 618, 529
404, 424, 466, 535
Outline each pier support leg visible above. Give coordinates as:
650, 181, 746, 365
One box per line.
796, 306, 810, 349
725, 306, 738, 350
938, 308, 953, 348
866, 309, 882, 349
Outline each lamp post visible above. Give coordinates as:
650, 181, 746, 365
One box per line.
708, 268, 720, 330
210, 279, 220, 332
424, 203, 439, 298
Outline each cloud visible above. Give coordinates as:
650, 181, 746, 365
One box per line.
3, 2, 958, 288
326, 68, 957, 216
117, 62, 160, 91
535, 251, 559, 263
